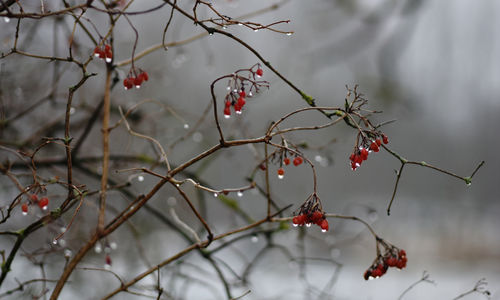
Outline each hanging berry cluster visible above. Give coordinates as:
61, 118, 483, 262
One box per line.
363, 239, 407, 280
221, 63, 268, 119
291, 194, 329, 232
93, 43, 113, 63
123, 68, 149, 90
349, 133, 389, 171
20, 193, 49, 215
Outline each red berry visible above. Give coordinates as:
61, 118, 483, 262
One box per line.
225, 100, 231, 107
311, 211, 323, 224
355, 154, 363, 165
360, 148, 369, 160
351, 161, 358, 170
369, 142, 379, 152
93, 46, 101, 57
21, 203, 28, 214
399, 249, 406, 257
293, 156, 303, 166
104, 44, 111, 52
30, 194, 38, 202
349, 153, 355, 161
105, 254, 112, 266
234, 103, 242, 114
382, 134, 389, 144
385, 256, 397, 267
256, 68, 263, 76
134, 76, 143, 87
376, 138, 382, 146
239, 90, 246, 97
123, 78, 133, 90
364, 269, 372, 280
223, 106, 231, 118
98, 50, 106, 59
259, 163, 266, 171
396, 260, 405, 269
237, 96, 246, 107
319, 219, 329, 232
38, 197, 49, 210
372, 268, 382, 277
283, 157, 290, 165
277, 168, 285, 176
138, 71, 149, 82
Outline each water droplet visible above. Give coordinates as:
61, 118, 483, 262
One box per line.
224, 114, 231, 119
286, 32, 293, 36
110, 242, 117, 250
137, 175, 144, 182
135, 85, 141, 89
368, 276, 375, 280
94, 243, 102, 253
237, 191, 243, 197
233, 89, 238, 93
222, 25, 227, 29
104, 246, 111, 254
466, 182, 472, 187
183, 123, 189, 129
238, 22, 243, 26
321, 229, 327, 233
278, 174, 284, 179
209, 32, 214, 36
251, 236, 258, 243
94, 53, 100, 58
22, 211, 27, 216
235, 110, 242, 115
248, 92, 253, 97
42, 205, 48, 210
315, 155, 322, 162
192, 132, 203, 143
69, 107, 76, 115
64, 249, 72, 257
253, 29, 259, 32
4, 17, 10, 23
175, 183, 180, 187
59, 239, 67, 247
306, 223, 311, 228
213, 193, 219, 198
167, 197, 177, 206
292, 223, 298, 227
368, 211, 378, 222
104, 263, 111, 270
226, 86, 231, 91
105, 57, 112, 63
52, 239, 58, 245
60, 227, 67, 233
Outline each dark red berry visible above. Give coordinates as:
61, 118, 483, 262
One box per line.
364, 269, 372, 280
360, 148, 369, 160
283, 157, 290, 165
382, 134, 389, 144
134, 76, 143, 87
30, 194, 38, 202
105, 254, 112, 266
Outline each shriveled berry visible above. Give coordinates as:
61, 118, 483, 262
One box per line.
105, 254, 112, 266
283, 157, 290, 165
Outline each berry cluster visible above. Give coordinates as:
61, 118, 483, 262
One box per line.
349, 133, 389, 171
291, 194, 329, 232
221, 64, 267, 119
93, 44, 113, 63
21, 194, 49, 215
123, 69, 149, 90
276, 155, 303, 179
364, 245, 407, 280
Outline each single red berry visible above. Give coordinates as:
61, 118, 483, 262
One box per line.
283, 157, 290, 165
349, 153, 355, 162
237, 96, 246, 107
351, 161, 358, 170
399, 249, 406, 257
372, 268, 382, 277
98, 50, 106, 59
376, 264, 387, 274
234, 103, 242, 114
319, 219, 329, 232
259, 163, 266, 171
293, 156, 303, 166
376, 138, 382, 146
30, 194, 38, 202
223, 106, 231, 118
369, 142, 380, 152
396, 260, 405, 269
292, 216, 301, 225
355, 154, 363, 165
134, 76, 144, 87
360, 148, 369, 160
38, 197, 49, 210
382, 134, 389, 144
277, 167, 285, 177
104, 44, 111, 52
256, 68, 263, 76
138, 71, 149, 82
21, 203, 28, 214
385, 256, 397, 267
123, 78, 133, 90
93, 46, 101, 57
239, 90, 246, 97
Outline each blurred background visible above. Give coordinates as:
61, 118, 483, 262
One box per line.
0, 0, 499, 299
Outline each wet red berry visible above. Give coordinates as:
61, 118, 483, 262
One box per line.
21, 203, 28, 214
223, 106, 231, 118
375, 138, 382, 146
364, 269, 372, 280
319, 219, 329, 232
38, 197, 49, 210
239, 90, 246, 97
360, 148, 369, 160
256, 68, 263, 76
237, 96, 246, 107
382, 134, 389, 144
283, 157, 290, 165
369, 142, 380, 152
293, 156, 303, 166
30, 194, 38, 202
277, 168, 285, 176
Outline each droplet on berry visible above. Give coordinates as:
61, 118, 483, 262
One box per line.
256, 68, 263, 77
237, 191, 243, 197
38, 197, 49, 210
21, 203, 28, 215
213, 193, 219, 198
320, 219, 329, 232
30, 194, 38, 202
277, 168, 285, 179
283, 157, 290, 165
